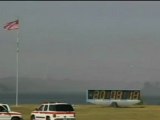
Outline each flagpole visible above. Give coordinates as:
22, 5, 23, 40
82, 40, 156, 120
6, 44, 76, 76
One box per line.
4, 19, 20, 106
16, 29, 19, 106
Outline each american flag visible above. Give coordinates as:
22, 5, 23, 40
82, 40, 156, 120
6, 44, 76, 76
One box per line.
4, 20, 19, 30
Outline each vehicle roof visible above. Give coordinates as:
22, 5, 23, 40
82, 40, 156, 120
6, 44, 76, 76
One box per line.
0, 103, 8, 105
42, 102, 71, 105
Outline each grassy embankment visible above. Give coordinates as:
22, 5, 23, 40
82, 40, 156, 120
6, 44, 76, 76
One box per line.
11, 104, 160, 120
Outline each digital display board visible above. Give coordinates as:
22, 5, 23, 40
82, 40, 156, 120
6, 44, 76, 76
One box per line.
88, 90, 141, 100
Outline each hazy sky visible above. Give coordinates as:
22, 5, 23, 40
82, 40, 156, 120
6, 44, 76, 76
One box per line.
1, 1, 160, 89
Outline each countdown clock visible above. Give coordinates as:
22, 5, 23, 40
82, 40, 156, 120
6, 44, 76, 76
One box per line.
87, 90, 141, 107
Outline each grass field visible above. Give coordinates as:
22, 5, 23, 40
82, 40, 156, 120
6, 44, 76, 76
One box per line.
11, 104, 160, 120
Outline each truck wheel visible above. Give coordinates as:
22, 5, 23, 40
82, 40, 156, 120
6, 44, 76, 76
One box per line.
11, 117, 20, 120
111, 102, 119, 108
46, 116, 51, 120
31, 115, 35, 120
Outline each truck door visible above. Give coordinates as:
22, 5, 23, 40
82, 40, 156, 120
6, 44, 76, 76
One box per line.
0, 106, 11, 120
35, 105, 45, 120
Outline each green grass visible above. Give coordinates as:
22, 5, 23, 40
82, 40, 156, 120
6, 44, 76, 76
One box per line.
11, 104, 160, 120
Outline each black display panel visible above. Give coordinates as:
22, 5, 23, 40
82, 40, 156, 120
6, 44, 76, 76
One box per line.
88, 90, 140, 100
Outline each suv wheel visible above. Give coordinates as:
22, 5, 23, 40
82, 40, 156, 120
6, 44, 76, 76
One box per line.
31, 115, 35, 120
11, 117, 20, 120
46, 116, 51, 120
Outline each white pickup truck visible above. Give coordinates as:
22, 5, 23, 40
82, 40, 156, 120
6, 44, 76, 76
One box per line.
0, 103, 23, 120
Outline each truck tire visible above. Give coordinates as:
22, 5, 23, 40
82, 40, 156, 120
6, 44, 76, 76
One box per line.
31, 115, 35, 120
11, 117, 20, 120
46, 116, 51, 120
111, 102, 119, 108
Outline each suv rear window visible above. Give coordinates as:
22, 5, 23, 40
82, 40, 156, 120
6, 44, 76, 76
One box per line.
49, 104, 74, 111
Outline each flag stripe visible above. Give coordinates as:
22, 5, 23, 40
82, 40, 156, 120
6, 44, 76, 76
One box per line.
4, 20, 19, 30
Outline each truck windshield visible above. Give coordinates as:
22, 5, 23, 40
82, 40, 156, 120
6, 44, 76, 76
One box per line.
49, 104, 74, 111
2, 105, 8, 110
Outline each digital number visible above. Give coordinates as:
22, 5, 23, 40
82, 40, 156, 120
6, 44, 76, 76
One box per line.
93, 90, 99, 99
129, 91, 140, 99
110, 91, 122, 99
93, 90, 106, 99
99, 90, 106, 99
110, 91, 116, 99
116, 91, 123, 99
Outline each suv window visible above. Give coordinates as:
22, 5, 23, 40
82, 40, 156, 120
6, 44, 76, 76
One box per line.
0, 106, 6, 112
49, 104, 74, 111
38, 105, 44, 111
2, 105, 8, 111
44, 105, 48, 111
